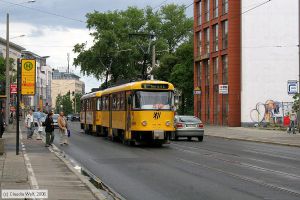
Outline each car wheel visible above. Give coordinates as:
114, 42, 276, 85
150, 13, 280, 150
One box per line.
187, 136, 192, 141
197, 136, 203, 142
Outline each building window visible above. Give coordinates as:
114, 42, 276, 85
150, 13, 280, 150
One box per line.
196, 62, 202, 87
197, 31, 202, 56
222, 55, 228, 84
204, 0, 210, 22
213, 57, 218, 84
222, 94, 228, 125
196, 61, 202, 119
222, 0, 228, 14
222, 20, 228, 49
204, 60, 210, 123
213, 24, 219, 52
197, 1, 202, 26
213, 57, 219, 124
204, 28, 210, 54
213, 0, 218, 18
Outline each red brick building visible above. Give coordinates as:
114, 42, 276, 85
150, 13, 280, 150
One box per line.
193, 0, 241, 126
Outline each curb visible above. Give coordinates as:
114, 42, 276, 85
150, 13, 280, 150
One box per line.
206, 135, 300, 148
47, 144, 108, 200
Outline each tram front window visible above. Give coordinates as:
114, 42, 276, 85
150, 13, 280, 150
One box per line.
133, 91, 174, 110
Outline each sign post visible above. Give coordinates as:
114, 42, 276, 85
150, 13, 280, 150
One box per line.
16, 59, 21, 155
21, 59, 36, 96
219, 85, 229, 94
194, 87, 201, 95
287, 80, 298, 95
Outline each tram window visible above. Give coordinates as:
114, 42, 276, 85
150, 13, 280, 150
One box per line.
116, 95, 120, 110
97, 98, 101, 110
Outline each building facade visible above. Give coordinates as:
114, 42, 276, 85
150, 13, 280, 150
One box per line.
194, 0, 298, 126
51, 70, 85, 108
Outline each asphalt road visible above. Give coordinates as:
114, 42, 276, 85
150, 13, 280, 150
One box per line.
52, 122, 300, 200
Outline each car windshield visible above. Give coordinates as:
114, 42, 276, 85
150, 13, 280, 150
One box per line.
178, 116, 200, 123
53, 114, 59, 120
133, 91, 174, 110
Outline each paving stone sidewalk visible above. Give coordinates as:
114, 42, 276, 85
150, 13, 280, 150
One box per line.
0, 129, 107, 200
205, 125, 300, 147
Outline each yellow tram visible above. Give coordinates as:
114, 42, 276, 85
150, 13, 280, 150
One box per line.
80, 80, 175, 145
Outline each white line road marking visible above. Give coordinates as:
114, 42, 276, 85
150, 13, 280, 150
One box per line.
20, 127, 40, 200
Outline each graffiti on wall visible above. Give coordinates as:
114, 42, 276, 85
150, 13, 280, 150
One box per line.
250, 100, 293, 124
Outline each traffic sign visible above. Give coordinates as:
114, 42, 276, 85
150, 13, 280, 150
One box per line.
287, 80, 298, 95
219, 85, 228, 94
21, 59, 36, 95
194, 87, 201, 95
10, 84, 17, 94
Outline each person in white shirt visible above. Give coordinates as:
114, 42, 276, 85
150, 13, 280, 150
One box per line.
25, 110, 34, 139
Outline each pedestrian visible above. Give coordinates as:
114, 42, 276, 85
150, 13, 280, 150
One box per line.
289, 111, 297, 134
44, 111, 55, 147
35, 108, 43, 140
0, 109, 5, 138
25, 110, 34, 139
57, 111, 68, 146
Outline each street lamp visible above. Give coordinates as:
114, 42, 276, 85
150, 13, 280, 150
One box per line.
10, 34, 26, 40
4, 1, 36, 127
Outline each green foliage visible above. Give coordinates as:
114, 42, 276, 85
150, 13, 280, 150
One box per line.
55, 93, 73, 115
292, 94, 299, 113
74, 93, 82, 113
0, 56, 16, 82
0, 56, 5, 81
169, 39, 194, 115
73, 4, 193, 87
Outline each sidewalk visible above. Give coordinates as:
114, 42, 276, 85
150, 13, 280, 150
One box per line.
0, 129, 107, 200
205, 125, 300, 147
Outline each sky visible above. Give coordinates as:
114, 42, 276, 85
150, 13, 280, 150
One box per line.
0, 0, 193, 93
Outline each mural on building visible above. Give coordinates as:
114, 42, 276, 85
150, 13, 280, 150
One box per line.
250, 100, 293, 124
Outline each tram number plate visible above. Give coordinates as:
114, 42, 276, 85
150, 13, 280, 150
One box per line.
154, 130, 164, 140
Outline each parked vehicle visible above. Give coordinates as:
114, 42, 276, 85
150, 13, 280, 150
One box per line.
171, 115, 204, 142
52, 114, 59, 128
67, 114, 73, 121
71, 114, 80, 121
33, 112, 46, 127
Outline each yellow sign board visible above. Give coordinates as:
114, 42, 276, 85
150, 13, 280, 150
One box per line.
21, 59, 36, 95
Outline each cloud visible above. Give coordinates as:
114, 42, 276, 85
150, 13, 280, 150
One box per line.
0, 0, 192, 93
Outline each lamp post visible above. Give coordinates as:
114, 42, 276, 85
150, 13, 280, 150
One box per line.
4, 0, 36, 127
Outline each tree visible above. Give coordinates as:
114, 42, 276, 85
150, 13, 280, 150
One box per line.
55, 93, 73, 115
73, 4, 193, 87
292, 94, 300, 113
169, 39, 194, 115
0, 56, 15, 82
73, 93, 82, 113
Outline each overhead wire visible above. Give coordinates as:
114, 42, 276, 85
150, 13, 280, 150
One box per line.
0, 0, 85, 24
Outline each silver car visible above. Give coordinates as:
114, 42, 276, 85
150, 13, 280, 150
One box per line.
52, 114, 59, 128
171, 115, 204, 142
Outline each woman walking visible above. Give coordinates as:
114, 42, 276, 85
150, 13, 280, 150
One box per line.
44, 111, 55, 147
25, 110, 34, 139
57, 111, 68, 146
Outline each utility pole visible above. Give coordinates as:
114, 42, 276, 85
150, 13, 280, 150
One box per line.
298, 0, 300, 132
16, 59, 21, 155
5, 13, 10, 126
152, 44, 156, 69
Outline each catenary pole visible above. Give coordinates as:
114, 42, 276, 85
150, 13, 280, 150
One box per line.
298, 0, 300, 132
16, 59, 21, 155
5, 13, 10, 127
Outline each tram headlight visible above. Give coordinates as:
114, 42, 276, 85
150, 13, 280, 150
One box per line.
141, 120, 147, 126
166, 121, 171, 126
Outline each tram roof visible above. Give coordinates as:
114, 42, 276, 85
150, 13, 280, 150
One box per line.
102, 80, 174, 95
81, 91, 102, 100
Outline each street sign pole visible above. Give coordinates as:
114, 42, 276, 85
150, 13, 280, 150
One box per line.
16, 58, 21, 155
